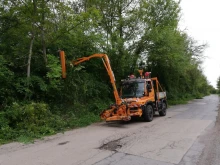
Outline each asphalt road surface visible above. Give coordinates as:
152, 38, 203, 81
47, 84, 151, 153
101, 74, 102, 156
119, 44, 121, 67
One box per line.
0, 95, 219, 165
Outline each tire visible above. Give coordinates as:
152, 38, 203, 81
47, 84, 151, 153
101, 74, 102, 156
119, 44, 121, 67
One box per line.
143, 105, 154, 122
159, 102, 167, 116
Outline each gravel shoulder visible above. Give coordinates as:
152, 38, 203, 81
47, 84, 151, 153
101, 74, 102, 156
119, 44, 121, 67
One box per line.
197, 97, 220, 165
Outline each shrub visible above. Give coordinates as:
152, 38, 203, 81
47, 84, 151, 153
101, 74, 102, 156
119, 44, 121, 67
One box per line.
0, 102, 66, 143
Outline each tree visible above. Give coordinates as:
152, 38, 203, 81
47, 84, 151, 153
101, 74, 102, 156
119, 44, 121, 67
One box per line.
217, 77, 220, 93
79, 0, 142, 79
0, 0, 212, 142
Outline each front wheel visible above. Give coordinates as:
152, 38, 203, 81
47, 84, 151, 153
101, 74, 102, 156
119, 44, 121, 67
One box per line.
143, 105, 154, 122
159, 102, 167, 116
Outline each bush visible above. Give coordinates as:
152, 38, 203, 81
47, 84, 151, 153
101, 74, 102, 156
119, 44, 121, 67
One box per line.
0, 102, 66, 143
193, 92, 203, 99
0, 100, 109, 144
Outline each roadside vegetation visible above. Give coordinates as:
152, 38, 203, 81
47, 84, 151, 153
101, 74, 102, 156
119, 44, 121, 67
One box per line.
217, 77, 220, 95
0, 0, 216, 144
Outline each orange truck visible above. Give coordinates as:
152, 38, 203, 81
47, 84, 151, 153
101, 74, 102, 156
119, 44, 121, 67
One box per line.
60, 51, 167, 122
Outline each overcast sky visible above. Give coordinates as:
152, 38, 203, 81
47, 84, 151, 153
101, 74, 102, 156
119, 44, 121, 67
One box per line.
179, 0, 220, 88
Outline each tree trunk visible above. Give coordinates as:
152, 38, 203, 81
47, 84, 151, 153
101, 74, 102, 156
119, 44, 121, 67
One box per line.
42, 32, 47, 64
41, 0, 47, 64
27, 34, 34, 78
27, 0, 37, 78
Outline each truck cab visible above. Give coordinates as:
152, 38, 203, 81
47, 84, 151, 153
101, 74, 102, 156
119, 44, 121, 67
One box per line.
100, 77, 167, 122
121, 78, 155, 99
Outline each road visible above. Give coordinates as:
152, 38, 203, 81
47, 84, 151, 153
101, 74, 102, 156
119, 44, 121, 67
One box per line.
0, 95, 219, 165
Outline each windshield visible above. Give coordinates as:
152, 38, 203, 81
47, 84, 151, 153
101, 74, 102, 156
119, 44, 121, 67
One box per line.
121, 82, 145, 98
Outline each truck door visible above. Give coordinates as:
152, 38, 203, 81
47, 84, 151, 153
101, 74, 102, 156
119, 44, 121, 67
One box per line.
146, 80, 155, 100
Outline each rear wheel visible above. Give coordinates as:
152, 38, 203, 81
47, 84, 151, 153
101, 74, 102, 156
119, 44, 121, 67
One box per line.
143, 105, 154, 122
159, 102, 167, 116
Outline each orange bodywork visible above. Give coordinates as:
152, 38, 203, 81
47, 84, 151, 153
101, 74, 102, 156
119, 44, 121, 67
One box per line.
59, 51, 66, 79
100, 78, 162, 121
60, 51, 165, 122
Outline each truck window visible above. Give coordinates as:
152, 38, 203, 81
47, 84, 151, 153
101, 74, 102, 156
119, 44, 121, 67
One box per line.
147, 81, 152, 91
121, 82, 145, 98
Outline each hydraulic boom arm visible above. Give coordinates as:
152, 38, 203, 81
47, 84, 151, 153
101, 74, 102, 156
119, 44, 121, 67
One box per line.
72, 54, 122, 105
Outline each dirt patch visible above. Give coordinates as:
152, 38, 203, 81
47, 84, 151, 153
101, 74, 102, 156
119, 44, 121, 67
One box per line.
99, 139, 122, 151
58, 141, 69, 145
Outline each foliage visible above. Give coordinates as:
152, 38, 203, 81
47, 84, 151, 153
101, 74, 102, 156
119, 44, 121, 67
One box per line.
0, 55, 14, 106
0, 101, 107, 144
0, 102, 64, 143
217, 77, 220, 94
0, 0, 215, 144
